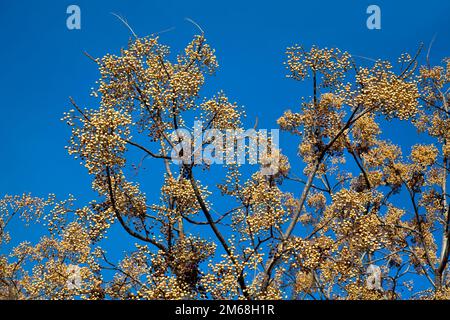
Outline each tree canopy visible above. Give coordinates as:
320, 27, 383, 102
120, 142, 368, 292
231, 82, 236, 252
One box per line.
1, 32, 449, 300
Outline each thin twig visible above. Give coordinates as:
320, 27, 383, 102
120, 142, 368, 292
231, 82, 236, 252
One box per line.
111, 12, 138, 38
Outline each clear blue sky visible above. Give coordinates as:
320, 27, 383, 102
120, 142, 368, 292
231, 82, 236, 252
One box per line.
0, 0, 449, 295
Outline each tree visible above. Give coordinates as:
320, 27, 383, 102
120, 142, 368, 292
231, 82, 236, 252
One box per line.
0, 31, 449, 300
